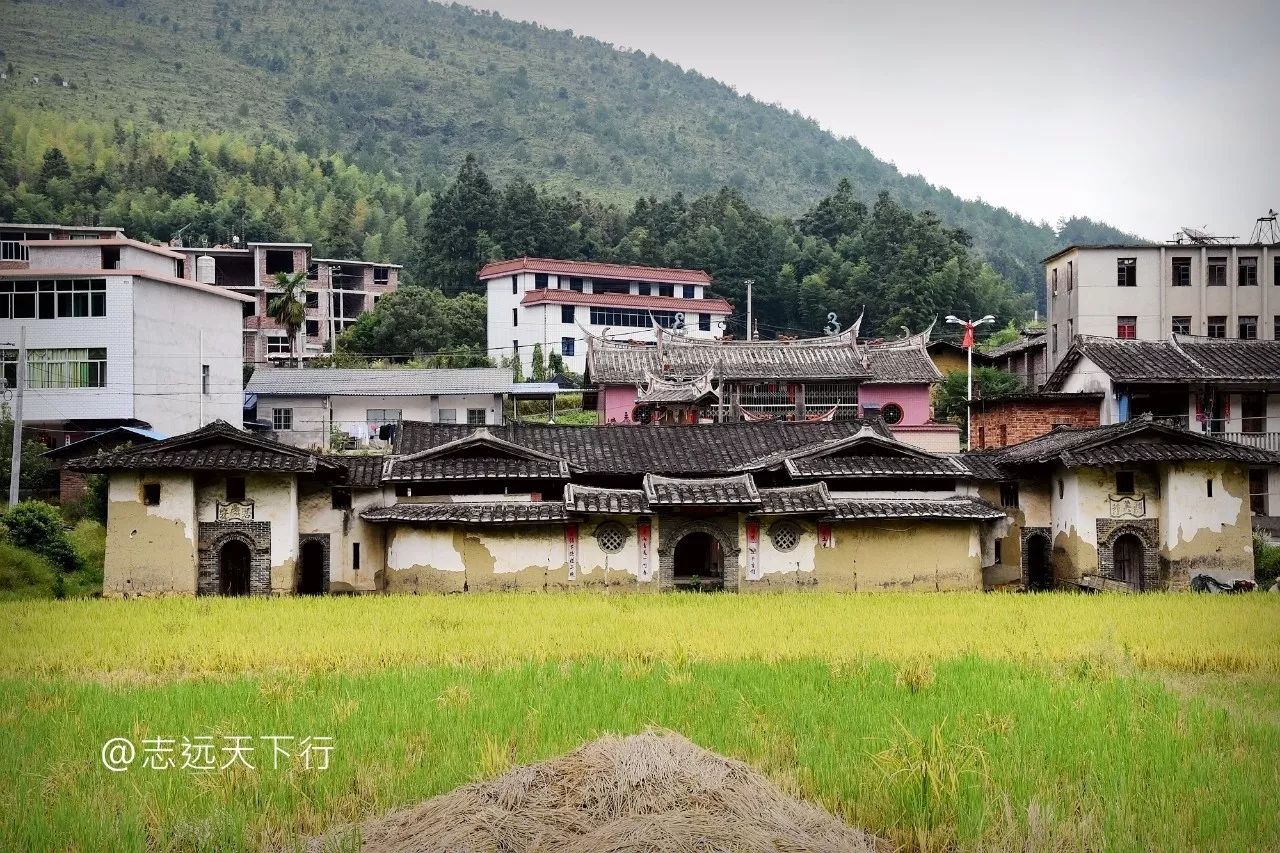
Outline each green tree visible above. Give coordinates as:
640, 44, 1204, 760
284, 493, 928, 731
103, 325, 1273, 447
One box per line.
530, 343, 546, 381
339, 287, 488, 364
3, 500, 81, 572
934, 367, 1025, 442
266, 270, 308, 367
0, 414, 51, 493
415, 154, 497, 294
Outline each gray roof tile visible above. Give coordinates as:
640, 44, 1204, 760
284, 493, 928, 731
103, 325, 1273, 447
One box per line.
826, 497, 1006, 520
564, 485, 650, 514
361, 502, 567, 524
758, 483, 832, 514
643, 473, 761, 505
68, 420, 339, 474
246, 367, 525, 397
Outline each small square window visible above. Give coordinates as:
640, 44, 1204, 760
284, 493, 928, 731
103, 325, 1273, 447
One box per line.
438, 408, 457, 424
1238, 257, 1258, 286
1171, 257, 1191, 286
272, 407, 293, 430
534, 273, 548, 290
467, 408, 486, 426
142, 483, 161, 506
1000, 482, 1019, 508
561, 336, 575, 357
636, 283, 651, 296
683, 285, 695, 299
1116, 258, 1136, 287
1239, 316, 1258, 340
657, 284, 674, 297
1171, 316, 1191, 335
1117, 316, 1137, 339
226, 477, 246, 503
332, 488, 352, 510
698, 313, 711, 332
1207, 316, 1227, 338
561, 305, 575, 324
568, 277, 583, 292
1208, 258, 1227, 286
1115, 471, 1135, 495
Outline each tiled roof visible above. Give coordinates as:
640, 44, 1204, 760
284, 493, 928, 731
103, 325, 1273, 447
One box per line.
986, 333, 1047, 359
996, 417, 1280, 467
67, 420, 338, 474
394, 421, 891, 476
643, 473, 761, 506
384, 457, 568, 482
758, 483, 832, 514
325, 455, 386, 489
826, 497, 1006, 521
563, 484, 650, 514
521, 289, 733, 314
587, 331, 871, 384
246, 367, 518, 397
1044, 335, 1280, 389
786, 455, 966, 479
361, 502, 568, 524
479, 257, 711, 284
951, 452, 1011, 480
861, 338, 944, 384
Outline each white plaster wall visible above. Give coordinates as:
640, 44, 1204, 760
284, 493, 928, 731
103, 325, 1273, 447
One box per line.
755, 518, 817, 578
387, 525, 565, 575
119, 245, 181, 278
1159, 462, 1245, 550
103, 470, 197, 595
298, 484, 387, 590
576, 516, 648, 581
262, 392, 505, 449
131, 277, 244, 433
195, 472, 297, 586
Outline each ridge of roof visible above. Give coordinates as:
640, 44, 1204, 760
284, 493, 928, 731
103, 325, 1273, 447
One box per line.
479, 256, 712, 284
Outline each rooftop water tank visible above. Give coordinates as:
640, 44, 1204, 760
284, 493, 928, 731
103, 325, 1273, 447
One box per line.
195, 255, 216, 284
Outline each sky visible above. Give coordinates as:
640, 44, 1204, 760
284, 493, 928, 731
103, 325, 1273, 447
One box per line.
461, 0, 1279, 240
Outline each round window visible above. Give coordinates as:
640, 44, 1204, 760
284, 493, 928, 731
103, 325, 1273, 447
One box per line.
881, 402, 904, 425
596, 522, 628, 554
770, 521, 801, 552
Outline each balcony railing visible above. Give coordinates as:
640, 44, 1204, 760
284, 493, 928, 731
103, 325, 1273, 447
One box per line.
0, 241, 28, 262
1220, 432, 1280, 452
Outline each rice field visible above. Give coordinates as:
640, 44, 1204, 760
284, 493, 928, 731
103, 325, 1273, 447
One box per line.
1, 592, 1278, 851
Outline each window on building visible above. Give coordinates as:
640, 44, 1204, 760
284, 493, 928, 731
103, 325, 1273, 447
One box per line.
1051, 267, 1058, 295
226, 477, 246, 503
683, 285, 695, 299
1171, 256, 1191, 286
1208, 257, 1227, 286
994, 539, 1003, 563
367, 409, 401, 433
1239, 315, 1259, 340
0, 279, 107, 320
636, 283, 651, 296
561, 305, 575, 324
656, 284, 674, 298
1000, 482, 1019, 508
101, 246, 120, 270
373, 267, 389, 284
1058, 479, 1064, 499
305, 291, 319, 309
466, 408, 486, 425
266, 335, 290, 355
698, 313, 711, 332
352, 542, 361, 571
1116, 258, 1136, 287
561, 336, 575, 357
976, 425, 986, 448
0, 348, 107, 389
1207, 479, 1214, 497
593, 281, 630, 295
1207, 316, 1227, 338
1241, 393, 1266, 434
1115, 471, 1135, 495
568, 277, 583, 292
1249, 468, 1268, 515
1275, 256, 1280, 287
511, 276, 518, 295
272, 407, 293, 430
305, 320, 320, 338
512, 307, 518, 327
596, 522, 628, 554
1239, 257, 1258, 286
1117, 316, 1137, 339
332, 488, 352, 511
590, 307, 678, 328
438, 408, 457, 424
769, 521, 801, 552
1051, 324, 1058, 356
881, 402, 904, 425
142, 483, 161, 506
1067, 260, 1074, 291
1274, 316, 1280, 340
1172, 316, 1192, 335
265, 250, 294, 274
1067, 318, 1073, 339
242, 300, 255, 319
534, 273, 548, 290
201, 364, 210, 395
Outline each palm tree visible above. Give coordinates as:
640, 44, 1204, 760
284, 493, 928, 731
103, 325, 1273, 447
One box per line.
267, 270, 308, 368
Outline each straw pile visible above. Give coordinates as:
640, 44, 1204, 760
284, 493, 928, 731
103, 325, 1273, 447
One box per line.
346, 730, 878, 852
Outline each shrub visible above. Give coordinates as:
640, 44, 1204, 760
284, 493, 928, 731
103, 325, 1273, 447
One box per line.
3, 501, 81, 572
0, 540, 58, 594
1253, 537, 1280, 590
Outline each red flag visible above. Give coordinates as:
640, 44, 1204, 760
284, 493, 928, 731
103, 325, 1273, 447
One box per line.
961, 322, 975, 349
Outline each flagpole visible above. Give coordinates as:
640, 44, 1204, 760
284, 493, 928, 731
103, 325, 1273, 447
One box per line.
945, 314, 995, 448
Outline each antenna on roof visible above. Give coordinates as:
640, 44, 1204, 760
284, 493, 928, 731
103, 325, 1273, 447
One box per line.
1249, 209, 1279, 244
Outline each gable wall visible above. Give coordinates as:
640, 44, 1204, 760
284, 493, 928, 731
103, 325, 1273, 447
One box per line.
103, 471, 197, 596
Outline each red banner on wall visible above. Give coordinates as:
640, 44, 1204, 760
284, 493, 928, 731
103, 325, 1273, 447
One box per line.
818, 522, 834, 549
746, 519, 760, 580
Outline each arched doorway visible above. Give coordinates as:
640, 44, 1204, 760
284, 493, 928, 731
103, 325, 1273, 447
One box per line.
673, 532, 723, 590
297, 539, 326, 595
1113, 533, 1144, 589
1025, 534, 1051, 591
219, 539, 252, 596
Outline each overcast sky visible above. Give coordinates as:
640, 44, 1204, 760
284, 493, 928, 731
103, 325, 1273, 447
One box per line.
461, 0, 1278, 240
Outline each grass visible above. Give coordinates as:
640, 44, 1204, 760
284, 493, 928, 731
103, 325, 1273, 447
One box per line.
0, 520, 104, 601
1, 593, 1277, 851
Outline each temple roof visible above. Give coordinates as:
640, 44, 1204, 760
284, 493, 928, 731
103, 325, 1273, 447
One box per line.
67, 420, 341, 475
564, 485, 650, 515
643, 473, 761, 506
757, 483, 833, 514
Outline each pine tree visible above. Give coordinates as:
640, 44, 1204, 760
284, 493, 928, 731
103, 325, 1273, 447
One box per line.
530, 343, 546, 381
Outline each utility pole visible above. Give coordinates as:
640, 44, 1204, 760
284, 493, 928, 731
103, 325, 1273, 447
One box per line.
744, 279, 754, 341
8, 326, 26, 508
945, 314, 995, 447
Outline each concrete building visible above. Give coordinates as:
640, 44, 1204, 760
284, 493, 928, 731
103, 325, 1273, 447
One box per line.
986, 330, 1049, 389
71, 415, 1271, 597
1044, 241, 1280, 370
0, 236, 249, 446
482, 258, 732, 375
171, 243, 400, 363
0, 223, 125, 270
244, 367, 558, 450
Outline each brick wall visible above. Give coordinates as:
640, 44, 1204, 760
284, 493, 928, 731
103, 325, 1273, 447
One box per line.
970, 397, 1100, 448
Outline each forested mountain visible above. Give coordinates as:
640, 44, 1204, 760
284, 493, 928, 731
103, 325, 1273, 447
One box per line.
0, 0, 1138, 304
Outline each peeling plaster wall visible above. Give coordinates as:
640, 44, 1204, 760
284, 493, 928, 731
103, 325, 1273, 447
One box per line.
384, 525, 570, 592
195, 473, 298, 592
103, 471, 197, 596
805, 521, 984, 591
1159, 462, 1253, 585
975, 480, 1051, 588
297, 484, 387, 592
756, 518, 818, 579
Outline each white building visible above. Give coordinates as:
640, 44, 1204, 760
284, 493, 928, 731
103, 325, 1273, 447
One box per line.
0, 236, 249, 445
244, 367, 558, 449
0, 223, 125, 267
1044, 241, 1279, 369
482, 258, 732, 374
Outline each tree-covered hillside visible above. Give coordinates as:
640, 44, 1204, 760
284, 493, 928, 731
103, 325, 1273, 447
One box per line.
0, 0, 1137, 304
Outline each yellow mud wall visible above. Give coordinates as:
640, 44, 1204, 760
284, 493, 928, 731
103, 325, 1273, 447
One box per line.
103, 471, 197, 596
384, 524, 568, 592
195, 472, 298, 592
297, 484, 387, 592
972, 480, 1051, 588
1159, 462, 1253, 585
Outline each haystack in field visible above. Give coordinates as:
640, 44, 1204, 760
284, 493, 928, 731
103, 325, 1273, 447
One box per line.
349, 730, 877, 852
